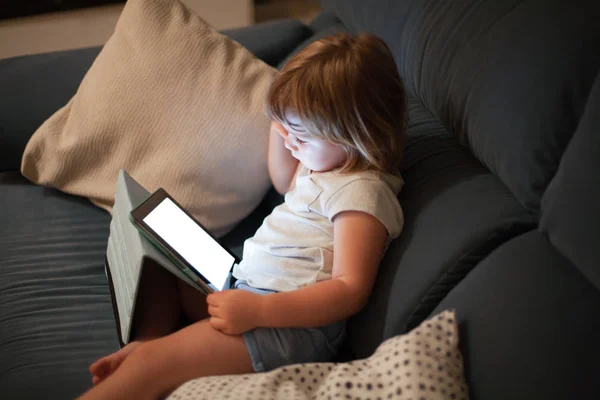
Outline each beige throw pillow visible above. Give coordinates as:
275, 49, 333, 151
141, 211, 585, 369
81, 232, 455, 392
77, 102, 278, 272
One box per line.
168, 310, 469, 400
21, 0, 276, 237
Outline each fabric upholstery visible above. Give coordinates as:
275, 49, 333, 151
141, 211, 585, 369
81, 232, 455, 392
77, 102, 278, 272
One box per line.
320, 0, 600, 213
347, 94, 536, 359
21, 0, 276, 238
277, 21, 348, 70
307, 11, 341, 32
432, 231, 600, 400
224, 19, 312, 67
540, 71, 600, 291
0, 172, 117, 399
0, 47, 102, 172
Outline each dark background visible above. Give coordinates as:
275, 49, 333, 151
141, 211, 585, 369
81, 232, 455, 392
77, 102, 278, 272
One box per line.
0, 1, 125, 20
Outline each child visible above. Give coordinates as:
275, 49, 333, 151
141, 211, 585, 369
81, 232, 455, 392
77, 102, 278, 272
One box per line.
82, 32, 407, 400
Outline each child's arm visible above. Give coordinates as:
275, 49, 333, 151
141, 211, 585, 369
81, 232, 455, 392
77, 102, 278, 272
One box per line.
268, 121, 299, 195
257, 210, 387, 328
206, 210, 388, 334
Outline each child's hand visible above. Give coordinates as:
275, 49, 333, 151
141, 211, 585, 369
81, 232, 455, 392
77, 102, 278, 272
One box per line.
206, 289, 264, 335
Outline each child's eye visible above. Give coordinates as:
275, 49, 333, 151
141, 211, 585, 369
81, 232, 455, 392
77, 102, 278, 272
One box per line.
295, 137, 306, 145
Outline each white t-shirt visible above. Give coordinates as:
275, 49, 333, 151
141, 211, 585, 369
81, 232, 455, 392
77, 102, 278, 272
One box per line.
232, 165, 404, 292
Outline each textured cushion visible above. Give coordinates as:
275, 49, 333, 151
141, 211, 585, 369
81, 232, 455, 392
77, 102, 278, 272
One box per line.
540, 71, 600, 291
0, 172, 118, 399
21, 0, 276, 238
0, 19, 310, 173
432, 231, 600, 400
321, 0, 600, 213
167, 310, 468, 400
346, 94, 536, 359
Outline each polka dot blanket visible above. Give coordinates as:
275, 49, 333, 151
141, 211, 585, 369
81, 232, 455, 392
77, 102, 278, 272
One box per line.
168, 310, 468, 400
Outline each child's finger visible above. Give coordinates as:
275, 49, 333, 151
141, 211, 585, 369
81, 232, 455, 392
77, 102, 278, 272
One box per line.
209, 316, 226, 331
206, 292, 225, 305
208, 305, 219, 316
89, 358, 106, 374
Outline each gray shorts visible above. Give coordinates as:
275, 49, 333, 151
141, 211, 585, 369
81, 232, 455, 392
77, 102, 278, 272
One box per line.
234, 280, 347, 372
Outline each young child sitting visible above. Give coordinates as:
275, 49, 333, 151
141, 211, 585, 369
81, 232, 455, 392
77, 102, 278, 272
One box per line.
82, 32, 407, 400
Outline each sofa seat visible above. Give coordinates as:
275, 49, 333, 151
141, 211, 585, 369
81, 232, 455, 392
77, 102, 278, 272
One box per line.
0, 171, 284, 398
0, 171, 116, 398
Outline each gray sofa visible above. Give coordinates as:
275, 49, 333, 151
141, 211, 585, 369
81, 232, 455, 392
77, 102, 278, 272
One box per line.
1, 0, 599, 399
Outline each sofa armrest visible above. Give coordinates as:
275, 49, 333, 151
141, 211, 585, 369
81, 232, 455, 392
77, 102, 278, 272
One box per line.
0, 19, 312, 172
0, 47, 102, 172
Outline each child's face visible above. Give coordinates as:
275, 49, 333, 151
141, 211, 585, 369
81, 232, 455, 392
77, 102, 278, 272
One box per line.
276, 112, 347, 172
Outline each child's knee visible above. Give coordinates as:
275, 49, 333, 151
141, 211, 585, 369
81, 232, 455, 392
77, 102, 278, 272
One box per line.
125, 340, 168, 375
113, 341, 174, 398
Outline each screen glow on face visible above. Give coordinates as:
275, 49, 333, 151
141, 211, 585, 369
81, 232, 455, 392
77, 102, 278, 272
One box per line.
143, 198, 233, 290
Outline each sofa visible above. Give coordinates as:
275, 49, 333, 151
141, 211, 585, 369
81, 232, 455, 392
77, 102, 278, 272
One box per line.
1, 0, 599, 399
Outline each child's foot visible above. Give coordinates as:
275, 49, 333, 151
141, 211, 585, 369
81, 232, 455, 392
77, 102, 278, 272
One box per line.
89, 341, 143, 385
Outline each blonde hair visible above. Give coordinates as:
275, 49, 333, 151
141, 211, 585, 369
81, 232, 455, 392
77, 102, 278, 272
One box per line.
266, 33, 407, 175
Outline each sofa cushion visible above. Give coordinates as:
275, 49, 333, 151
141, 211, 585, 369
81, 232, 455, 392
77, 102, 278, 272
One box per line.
0, 19, 311, 174
431, 231, 600, 399
346, 94, 536, 359
540, 71, 600, 291
0, 172, 117, 399
21, 0, 278, 238
321, 0, 600, 213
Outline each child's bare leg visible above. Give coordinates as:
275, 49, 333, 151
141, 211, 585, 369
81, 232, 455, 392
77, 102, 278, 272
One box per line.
90, 262, 186, 384
79, 319, 253, 400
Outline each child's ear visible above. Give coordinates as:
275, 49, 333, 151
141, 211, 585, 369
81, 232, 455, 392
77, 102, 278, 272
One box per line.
271, 121, 288, 138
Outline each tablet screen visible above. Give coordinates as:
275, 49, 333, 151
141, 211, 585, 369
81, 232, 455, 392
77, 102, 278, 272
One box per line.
142, 197, 234, 290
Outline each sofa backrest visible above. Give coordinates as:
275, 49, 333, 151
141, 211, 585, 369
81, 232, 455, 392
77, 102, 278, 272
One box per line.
540, 70, 600, 291
318, 0, 600, 369
320, 0, 600, 214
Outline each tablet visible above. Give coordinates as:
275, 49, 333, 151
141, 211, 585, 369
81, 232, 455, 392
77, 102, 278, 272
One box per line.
130, 188, 238, 293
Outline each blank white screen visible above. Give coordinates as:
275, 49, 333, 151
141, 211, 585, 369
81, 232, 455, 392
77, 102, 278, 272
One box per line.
143, 198, 233, 290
